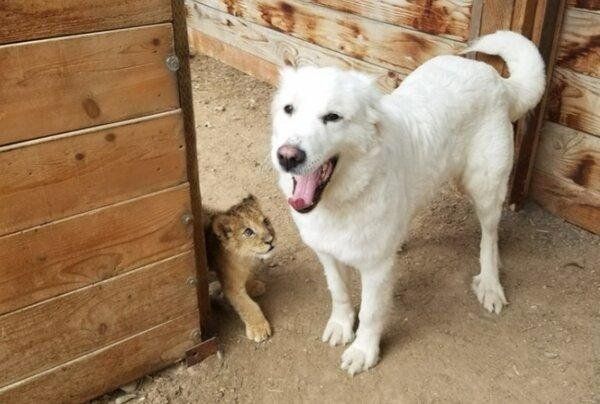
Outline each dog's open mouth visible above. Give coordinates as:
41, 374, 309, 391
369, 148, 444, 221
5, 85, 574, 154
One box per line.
288, 157, 338, 213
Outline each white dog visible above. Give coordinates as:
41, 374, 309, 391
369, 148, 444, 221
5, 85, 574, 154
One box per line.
271, 31, 545, 375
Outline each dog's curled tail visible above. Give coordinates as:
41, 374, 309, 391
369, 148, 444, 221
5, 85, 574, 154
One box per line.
463, 30, 546, 121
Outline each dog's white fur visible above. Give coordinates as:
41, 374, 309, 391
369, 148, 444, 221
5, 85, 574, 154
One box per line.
271, 31, 545, 375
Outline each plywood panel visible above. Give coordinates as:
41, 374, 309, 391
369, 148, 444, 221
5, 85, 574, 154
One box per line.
191, 0, 464, 73
531, 170, 600, 233
0, 185, 193, 316
0, 112, 188, 236
188, 3, 405, 91
557, 6, 600, 77
0, 0, 173, 44
307, 0, 472, 41
0, 24, 179, 145
0, 252, 198, 388
0, 312, 199, 403
547, 67, 600, 136
535, 122, 600, 192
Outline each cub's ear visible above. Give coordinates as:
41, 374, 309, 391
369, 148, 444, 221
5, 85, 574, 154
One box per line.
242, 194, 257, 204
212, 215, 233, 240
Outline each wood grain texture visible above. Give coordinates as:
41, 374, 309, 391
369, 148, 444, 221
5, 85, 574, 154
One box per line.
0, 312, 199, 403
557, 6, 600, 77
531, 169, 600, 233
476, 0, 516, 73
535, 122, 600, 192
0, 185, 193, 316
0, 113, 188, 236
191, 0, 464, 73
0, 252, 198, 388
567, 0, 600, 10
546, 67, 600, 137
307, 0, 473, 41
188, 3, 406, 91
0, 0, 172, 44
0, 24, 179, 145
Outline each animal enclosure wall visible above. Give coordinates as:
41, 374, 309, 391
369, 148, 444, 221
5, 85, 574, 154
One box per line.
0, 1, 210, 402
187, 0, 598, 233
530, 2, 600, 234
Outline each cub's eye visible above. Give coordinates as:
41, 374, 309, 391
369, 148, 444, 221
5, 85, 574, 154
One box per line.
322, 113, 342, 124
263, 217, 270, 225
243, 228, 255, 237
283, 104, 294, 115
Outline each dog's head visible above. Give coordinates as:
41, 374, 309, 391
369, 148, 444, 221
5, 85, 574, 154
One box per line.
271, 66, 382, 213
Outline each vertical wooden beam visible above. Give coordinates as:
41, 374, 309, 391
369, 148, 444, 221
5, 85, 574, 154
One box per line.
509, 0, 567, 208
476, 0, 517, 73
171, 0, 214, 339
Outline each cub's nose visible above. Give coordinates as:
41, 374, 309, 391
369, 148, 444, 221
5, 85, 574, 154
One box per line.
277, 145, 306, 172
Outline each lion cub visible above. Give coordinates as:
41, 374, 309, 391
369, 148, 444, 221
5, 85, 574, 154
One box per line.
204, 195, 275, 342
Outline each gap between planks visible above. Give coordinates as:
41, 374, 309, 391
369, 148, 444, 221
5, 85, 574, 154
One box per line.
0, 310, 200, 395
0, 109, 182, 153
0, 248, 194, 321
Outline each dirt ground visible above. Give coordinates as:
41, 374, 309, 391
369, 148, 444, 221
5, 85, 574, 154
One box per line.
96, 55, 599, 403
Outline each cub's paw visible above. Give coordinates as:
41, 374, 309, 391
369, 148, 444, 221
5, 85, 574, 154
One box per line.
246, 320, 271, 342
322, 316, 355, 347
247, 280, 267, 298
341, 342, 380, 376
472, 275, 508, 314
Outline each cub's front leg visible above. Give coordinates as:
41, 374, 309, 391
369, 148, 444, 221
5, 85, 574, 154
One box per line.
222, 277, 271, 342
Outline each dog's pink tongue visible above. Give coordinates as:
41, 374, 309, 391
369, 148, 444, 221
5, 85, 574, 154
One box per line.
288, 170, 320, 211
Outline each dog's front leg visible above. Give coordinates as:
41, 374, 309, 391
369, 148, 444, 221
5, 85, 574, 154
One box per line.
341, 258, 394, 375
317, 252, 355, 346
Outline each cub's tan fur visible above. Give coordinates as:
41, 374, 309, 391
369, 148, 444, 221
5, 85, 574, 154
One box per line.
204, 195, 275, 342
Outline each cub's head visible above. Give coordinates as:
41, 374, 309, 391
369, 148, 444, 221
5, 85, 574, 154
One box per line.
211, 195, 276, 258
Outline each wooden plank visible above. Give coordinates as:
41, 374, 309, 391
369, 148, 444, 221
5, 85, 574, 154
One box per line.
535, 122, 600, 191
306, 0, 473, 41
187, 2, 406, 91
0, 252, 198, 388
0, 0, 173, 45
509, 0, 567, 207
0, 24, 179, 145
531, 169, 600, 233
0, 112, 188, 236
557, 6, 600, 77
567, 0, 600, 10
172, 0, 214, 338
190, 0, 465, 73
0, 311, 200, 403
0, 185, 194, 316
547, 66, 600, 137
476, 0, 516, 73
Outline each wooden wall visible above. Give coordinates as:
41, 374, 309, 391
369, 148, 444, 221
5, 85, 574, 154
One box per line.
0, 1, 209, 401
531, 2, 600, 233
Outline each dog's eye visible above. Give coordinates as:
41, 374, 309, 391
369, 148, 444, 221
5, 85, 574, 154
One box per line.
243, 228, 255, 237
284, 104, 294, 115
322, 113, 342, 124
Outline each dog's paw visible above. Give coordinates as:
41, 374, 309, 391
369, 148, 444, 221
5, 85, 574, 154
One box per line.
472, 275, 507, 314
246, 320, 271, 342
322, 316, 355, 346
341, 342, 380, 376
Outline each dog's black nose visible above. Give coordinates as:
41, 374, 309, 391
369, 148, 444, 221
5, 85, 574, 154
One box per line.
277, 145, 306, 171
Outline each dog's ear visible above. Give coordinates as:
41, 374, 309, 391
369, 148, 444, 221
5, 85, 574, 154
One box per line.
278, 66, 296, 85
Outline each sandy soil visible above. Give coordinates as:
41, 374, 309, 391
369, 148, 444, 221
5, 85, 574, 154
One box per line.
95, 55, 599, 404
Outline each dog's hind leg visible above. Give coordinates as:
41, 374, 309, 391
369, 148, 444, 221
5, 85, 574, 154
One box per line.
318, 252, 356, 347
462, 119, 512, 314
341, 258, 394, 375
